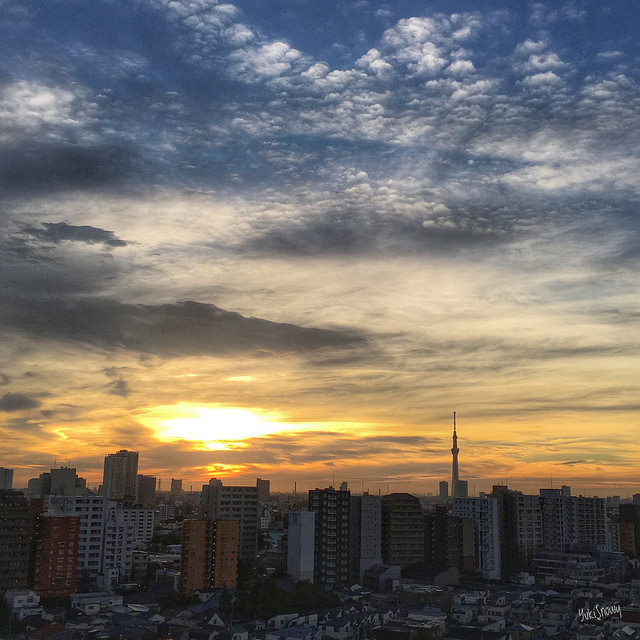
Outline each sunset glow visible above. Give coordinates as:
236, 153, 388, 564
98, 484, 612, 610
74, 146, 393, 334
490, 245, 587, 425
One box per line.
139, 404, 290, 450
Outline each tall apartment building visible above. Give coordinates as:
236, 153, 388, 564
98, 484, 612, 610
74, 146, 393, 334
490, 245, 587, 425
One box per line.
424, 504, 475, 576
539, 489, 607, 552
539, 490, 576, 552
0, 467, 13, 490
620, 504, 640, 557
257, 478, 270, 502
381, 493, 424, 567
609, 521, 636, 557
135, 475, 157, 507
309, 486, 350, 590
29, 513, 80, 598
0, 490, 32, 591
575, 495, 607, 550
491, 486, 543, 580
102, 503, 155, 588
211, 520, 239, 589
287, 511, 315, 583
102, 450, 139, 501
349, 493, 382, 582
43, 494, 153, 586
45, 494, 107, 578
122, 505, 154, 545
179, 515, 239, 595
453, 496, 501, 580
200, 479, 259, 560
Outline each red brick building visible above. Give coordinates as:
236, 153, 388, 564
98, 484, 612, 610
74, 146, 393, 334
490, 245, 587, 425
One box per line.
179, 515, 239, 595
30, 514, 80, 598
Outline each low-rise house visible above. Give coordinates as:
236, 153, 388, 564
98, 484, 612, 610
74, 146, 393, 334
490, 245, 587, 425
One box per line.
373, 617, 446, 640
266, 624, 320, 640
269, 612, 300, 629
4, 589, 44, 620
70, 592, 124, 614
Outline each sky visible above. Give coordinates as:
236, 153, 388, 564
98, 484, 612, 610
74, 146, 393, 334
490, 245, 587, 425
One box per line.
0, 0, 639, 496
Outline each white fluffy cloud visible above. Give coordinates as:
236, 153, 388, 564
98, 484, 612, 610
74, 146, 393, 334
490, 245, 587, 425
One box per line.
0, 81, 89, 142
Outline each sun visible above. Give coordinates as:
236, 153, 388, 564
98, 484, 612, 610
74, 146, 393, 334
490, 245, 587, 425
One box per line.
137, 402, 288, 450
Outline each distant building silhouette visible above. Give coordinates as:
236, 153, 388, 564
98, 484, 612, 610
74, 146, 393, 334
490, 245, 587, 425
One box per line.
0, 490, 31, 591
135, 474, 156, 507
102, 450, 139, 501
28, 467, 87, 498
381, 492, 424, 566
0, 467, 13, 490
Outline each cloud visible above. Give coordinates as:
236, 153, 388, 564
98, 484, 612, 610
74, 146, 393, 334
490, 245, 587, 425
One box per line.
228, 41, 305, 80
0, 298, 366, 357
0, 392, 41, 412
0, 80, 88, 141
0, 143, 137, 194
521, 71, 563, 87
514, 40, 546, 56
22, 222, 127, 247
107, 378, 131, 397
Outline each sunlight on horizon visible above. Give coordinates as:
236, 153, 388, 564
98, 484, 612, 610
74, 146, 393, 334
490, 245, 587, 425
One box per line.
137, 402, 389, 451
138, 403, 292, 450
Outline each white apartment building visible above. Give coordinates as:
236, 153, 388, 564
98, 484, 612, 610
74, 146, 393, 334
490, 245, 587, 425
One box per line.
453, 497, 501, 580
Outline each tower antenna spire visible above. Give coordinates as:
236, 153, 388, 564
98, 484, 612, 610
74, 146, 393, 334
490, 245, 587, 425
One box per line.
451, 411, 459, 498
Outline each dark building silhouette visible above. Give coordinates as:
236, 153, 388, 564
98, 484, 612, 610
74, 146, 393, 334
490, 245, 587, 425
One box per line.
620, 504, 640, 558
102, 450, 139, 501
424, 504, 475, 576
0, 490, 32, 591
382, 493, 424, 566
135, 475, 157, 507
257, 478, 270, 502
309, 486, 350, 590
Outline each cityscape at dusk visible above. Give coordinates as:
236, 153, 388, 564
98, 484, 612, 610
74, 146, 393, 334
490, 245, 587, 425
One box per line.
1, 0, 639, 497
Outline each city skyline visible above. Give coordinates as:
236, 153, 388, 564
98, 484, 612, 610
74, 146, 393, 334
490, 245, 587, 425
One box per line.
1, 1, 639, 495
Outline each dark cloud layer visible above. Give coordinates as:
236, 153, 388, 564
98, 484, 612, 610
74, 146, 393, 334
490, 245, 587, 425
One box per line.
0, 298, 366, 357
0, 143, 137, 195
22, 222, 127, 247
0, 392, 41, 412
